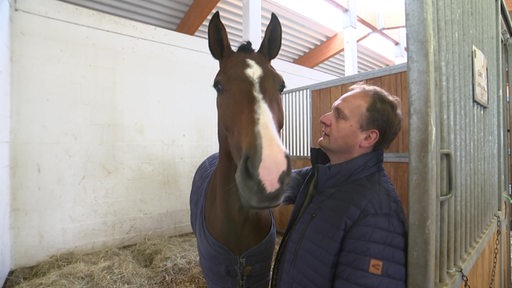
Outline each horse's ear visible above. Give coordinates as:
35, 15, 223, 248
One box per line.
208, 11, 233, 60
258, 13, 282, 60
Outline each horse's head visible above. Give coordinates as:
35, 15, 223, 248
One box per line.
208, 11, 291, 209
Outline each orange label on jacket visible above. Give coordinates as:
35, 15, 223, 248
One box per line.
369, 258, 383, 275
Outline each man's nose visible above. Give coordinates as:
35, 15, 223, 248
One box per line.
319, 113, 330, 125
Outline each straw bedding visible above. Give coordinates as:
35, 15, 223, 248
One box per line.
4, 233, 206, 288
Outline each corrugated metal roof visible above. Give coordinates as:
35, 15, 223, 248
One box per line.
58, 0, 406, 78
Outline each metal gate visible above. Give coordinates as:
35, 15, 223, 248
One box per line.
407, 0, 510, 287
282, 89, 311, 157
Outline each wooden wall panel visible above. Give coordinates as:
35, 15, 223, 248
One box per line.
311, 88, 336, 147
290, 157, 311, 169
383, 162, 408, 217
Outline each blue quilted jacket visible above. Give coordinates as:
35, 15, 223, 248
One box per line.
271, 149, 407, 288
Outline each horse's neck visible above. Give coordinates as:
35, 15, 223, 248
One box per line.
204, 157, 272, 255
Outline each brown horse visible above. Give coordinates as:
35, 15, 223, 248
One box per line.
190, 11, 291, 288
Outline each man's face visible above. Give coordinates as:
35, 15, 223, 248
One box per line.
318, 90, 371, 163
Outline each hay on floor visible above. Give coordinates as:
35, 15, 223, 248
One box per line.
4, 233, 206, 288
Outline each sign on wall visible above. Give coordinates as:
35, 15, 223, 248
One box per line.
472, 45, 488, 107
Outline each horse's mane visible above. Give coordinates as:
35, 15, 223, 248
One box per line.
237, 41, 255, 53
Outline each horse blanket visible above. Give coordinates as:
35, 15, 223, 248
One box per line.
190, 153, 276, 288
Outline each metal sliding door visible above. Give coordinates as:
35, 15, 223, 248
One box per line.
407, 0, 507, 287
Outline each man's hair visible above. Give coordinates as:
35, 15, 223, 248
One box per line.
350, 82, 402, 150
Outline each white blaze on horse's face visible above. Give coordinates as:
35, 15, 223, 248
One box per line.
244, 59, 288, 193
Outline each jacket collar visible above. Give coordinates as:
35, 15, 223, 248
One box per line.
310, 148, 384, 192
310, 147, 330, 166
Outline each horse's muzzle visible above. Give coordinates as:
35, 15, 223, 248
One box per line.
235, 153, 291, 209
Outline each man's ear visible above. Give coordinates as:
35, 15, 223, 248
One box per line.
360, 129, 379, 149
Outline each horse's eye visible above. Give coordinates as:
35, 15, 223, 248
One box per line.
213, 81, 223, 94
279, 82, 286, 94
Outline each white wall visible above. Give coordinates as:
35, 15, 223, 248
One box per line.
0, 0, 11, 284
10, 0, 334, 268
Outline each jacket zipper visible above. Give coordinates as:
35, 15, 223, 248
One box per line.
238, 256, 246, 288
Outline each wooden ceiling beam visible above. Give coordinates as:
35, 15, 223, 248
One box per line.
176, 0, 220, 35
326, 0, 402, 44
355, 5, 403, 45
357, 17, 400, 45
294, 1, 403, 68
506, 0, 512, 11
294, 33, 345, 67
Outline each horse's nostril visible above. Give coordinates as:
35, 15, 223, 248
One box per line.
245, 158, 254, 177
241, 155, 256, 175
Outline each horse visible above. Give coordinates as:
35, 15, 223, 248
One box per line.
190, 11, 291, 288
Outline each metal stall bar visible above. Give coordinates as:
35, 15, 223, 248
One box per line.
281, 89, 311, 157
437, 0, 450, 282
406, 0, 439, 286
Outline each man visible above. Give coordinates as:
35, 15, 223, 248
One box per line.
271, 83, 407, 287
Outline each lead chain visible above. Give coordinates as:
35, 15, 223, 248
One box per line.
489, 215, 501, 288
455, 268, 471, 288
